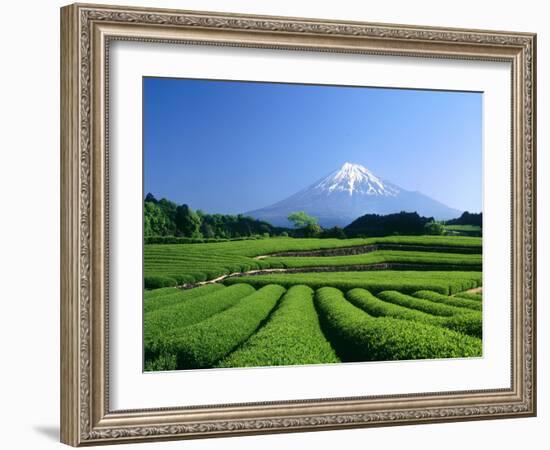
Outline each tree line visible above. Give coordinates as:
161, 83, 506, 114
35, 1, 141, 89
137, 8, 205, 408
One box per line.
144, 193, 288, 239
144, 193, 477, 240
445, 211, 482, 227
344, 211, 444, 237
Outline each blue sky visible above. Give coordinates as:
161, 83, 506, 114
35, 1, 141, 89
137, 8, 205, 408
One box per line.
143, 77, 482, 214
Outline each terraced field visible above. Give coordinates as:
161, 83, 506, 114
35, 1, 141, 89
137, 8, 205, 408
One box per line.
143, 235, 483, 370
144, 235, 481, 288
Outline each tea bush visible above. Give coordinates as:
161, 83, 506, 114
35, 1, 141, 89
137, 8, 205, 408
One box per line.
218, 285, 339, 368
315, 287, 482, 361
225, 271, 482, 295
413, 290, 482, 311
171, 285, 286, 369
377, 290, 475, 317
144, 283, 255, 365
347, 288, 482, 338
144, 284, 224, 314
454, 292, 483, 302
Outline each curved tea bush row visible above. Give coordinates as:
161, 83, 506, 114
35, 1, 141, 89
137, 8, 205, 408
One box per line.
224, 271, 482, 295
144, 283, 256, 363
145, 235, 269, 245
413, 290, 482, 311
144, 236, 481, 288
347, 289, 482, 338
347, 288, 440, 323
144, 287, 180, 300
171, 284, 286, 369
144, 247, 273, 288
218, 285, 339, 368
437, 312, 482, 339
144, 284, 224, 314
315, 287, 482, 361
455, 291, 483, 302
147, 235, 481, 258
268, 250, 482, 270
143, 255, 270, 288
377, 290, 475, 317
144, 275, 182, 289
377, 290, 482, 338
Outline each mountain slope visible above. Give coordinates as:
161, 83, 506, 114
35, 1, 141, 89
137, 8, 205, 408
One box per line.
245, 163, 462, 227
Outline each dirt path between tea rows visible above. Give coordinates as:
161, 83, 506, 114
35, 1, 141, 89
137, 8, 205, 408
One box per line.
178, 262, 481, 290
465, 287, 483, 295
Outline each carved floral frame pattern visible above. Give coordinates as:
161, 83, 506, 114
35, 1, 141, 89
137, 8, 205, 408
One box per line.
60, 3, 536, 446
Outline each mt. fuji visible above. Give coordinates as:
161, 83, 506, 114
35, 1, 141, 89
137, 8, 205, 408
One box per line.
245, 162, 462, 227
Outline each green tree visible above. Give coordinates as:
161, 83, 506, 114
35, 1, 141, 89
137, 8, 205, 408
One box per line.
144, 192, 158, 203
322, 226, 347, 239
288, 211, 318, 228
144, 201, 169, 236
157, 198, 178, 235
424, 220, 446, 235
175, 204, 202, 237
302, 223, 323, 238
200, 222, 216, 239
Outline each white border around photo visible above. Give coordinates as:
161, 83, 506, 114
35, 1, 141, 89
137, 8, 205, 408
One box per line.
109, 41, 511, 411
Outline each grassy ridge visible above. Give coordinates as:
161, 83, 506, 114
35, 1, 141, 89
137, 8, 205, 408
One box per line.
315, 287, 482, 361
144, 284, 256, 365
348, 289, 482, 338
444, 225, 482, 233
224, 271, 482, 295
445, 225, 481, 232
170, 285, 286, 369
455, 292, 483, 302
144, 236, 481, 288
414, 290, 482, 311
268, 250, 481, 269
218, 286, 340, 368
144, 284, 224, 314
148, 235, 482, 258
378, 290, 482, 338
377, 290, 475, 317
144, 287, 180, 300
142, 235, 483, 369
348, 288, 442, 323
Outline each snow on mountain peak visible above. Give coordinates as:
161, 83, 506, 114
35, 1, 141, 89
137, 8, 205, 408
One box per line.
315, 162, 399, 197
245, 161, 462, 226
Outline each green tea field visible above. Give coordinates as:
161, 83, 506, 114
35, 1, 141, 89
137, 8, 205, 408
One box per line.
143, 235, 482, 370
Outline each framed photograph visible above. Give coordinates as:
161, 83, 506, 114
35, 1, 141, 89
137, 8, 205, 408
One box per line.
60, 3, 536, 446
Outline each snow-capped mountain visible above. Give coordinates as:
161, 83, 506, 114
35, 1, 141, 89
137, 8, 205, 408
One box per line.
245, 162, 462, 227
314, 162, 399, 197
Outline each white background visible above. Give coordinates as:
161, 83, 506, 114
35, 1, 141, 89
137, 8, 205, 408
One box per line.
0, 0, 546, 449
110, 43, 511, 409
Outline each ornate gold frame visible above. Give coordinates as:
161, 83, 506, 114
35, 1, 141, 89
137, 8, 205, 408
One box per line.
60, 3, 536, 446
